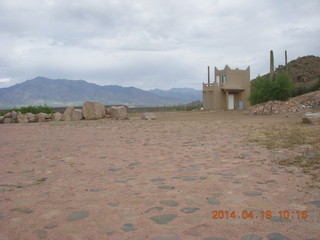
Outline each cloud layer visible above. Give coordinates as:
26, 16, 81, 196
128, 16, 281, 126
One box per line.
0, 0, 319, 89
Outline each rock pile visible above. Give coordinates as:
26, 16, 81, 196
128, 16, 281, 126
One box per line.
249, 90, 320, 115
302, 112, 320, 125
0, 101, 132, 124
0, 111, 54, 123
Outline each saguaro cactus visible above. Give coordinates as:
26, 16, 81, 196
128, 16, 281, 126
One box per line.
270, 50, 275, 80
285, 50, 288, 73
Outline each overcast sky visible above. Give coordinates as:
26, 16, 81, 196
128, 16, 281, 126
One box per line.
0, 0, 319, 90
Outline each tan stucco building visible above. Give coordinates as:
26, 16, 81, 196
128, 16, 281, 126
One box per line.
203, 65, 250, 110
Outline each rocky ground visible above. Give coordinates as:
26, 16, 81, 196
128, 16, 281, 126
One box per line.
0, 111, 319, 240
248, 90, 320, 115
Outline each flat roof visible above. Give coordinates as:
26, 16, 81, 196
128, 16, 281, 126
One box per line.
221, 88, 246, 91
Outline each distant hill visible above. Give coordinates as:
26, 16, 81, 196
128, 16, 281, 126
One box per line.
0, 77, 202, 108
149, 88, 202, 103
252, 55, 320, 89
286, 55, 320, 88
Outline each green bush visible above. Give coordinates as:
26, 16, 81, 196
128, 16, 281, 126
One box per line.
19, 104, 52, 114
249, 73, 294, 105
0, 104, 52, 116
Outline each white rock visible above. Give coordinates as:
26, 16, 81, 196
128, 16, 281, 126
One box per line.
141, 112, 156, 120
302, 112, 320, 125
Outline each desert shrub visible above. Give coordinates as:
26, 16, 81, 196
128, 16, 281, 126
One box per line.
0, 104, 52, 115
249, 73, 294, 105
19, 104, 52, 114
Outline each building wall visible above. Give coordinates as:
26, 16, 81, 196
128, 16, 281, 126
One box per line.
202, 84, 214, 110
203, 65, 251, 110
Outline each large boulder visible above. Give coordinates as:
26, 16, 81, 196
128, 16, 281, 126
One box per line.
26, 113, 37, 122
141, 112, 156, 120
61, 107, 75, 121
302, 112, 320, 125
17, 112, 28, 123
3, 118, 14, 123
4, 112, 12, 118
72, 109, 83, 121
82, 101, 106, 120
110, 106, 128, 120
37, 113, 47, 122
52, 112, 62, 121
0, 116, 4, 123
11, 111, 18, 123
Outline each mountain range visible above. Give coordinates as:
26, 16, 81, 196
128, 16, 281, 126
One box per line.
0, 77, 202, 108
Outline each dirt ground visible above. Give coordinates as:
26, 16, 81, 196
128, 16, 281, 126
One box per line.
0, 111, 319, 240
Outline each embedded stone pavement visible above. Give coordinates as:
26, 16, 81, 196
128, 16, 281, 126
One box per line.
0, 111, 319, 240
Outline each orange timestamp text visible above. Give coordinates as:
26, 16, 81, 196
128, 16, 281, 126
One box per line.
212, 210, 308, 220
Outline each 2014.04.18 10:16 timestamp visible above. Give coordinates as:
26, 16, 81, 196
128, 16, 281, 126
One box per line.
212, 210, 308, 220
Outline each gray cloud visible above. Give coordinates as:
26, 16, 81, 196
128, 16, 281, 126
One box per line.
0, 0, 319, 89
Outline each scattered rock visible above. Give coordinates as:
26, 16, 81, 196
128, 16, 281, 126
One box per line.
182, 177, 197, 181
4, 112, 12, 118
150, 214, 177, 224
202, 237, 229, 240
99, 227, 115, 234
37, 113, 47, 122
11, 208, 34, 214
151, 232, 180, 240
159, 200, 179, 207
241, 234, 263, 240
180, 207, 200, 214
110, 106, 128, 120
302, 112, 320, 124
109, 168, 122, 172
107, 202, 119, 207
269, 216, 292, 223
52, 112, 62, 121
11, 111, 18, 122
207, 198, 220, 205
82, 101, 106, 120
145, 206, 164, 213
141, 112, 156, 120
3, 117, 14, 123
304, 200, 320, 208
122, 223, 136, 232
159, 185, 175, 190
150, 178, 165, 182
243, 191, 262, 196
61, 106, 74, 121
44, 223, 58, 229
249, 90, 320, 115
17, 112, 28, 123
267, 233, 292, 240
26, 113, 37, 122
72, 109, 83, 121
33, 229, 47, 239
66, 210, 89, 221
105, 107, 111, 116
20, 169, 33, 173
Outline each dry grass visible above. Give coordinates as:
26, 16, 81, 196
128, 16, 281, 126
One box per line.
245, 119, 320, 188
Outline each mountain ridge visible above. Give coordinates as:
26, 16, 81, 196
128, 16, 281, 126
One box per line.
0, 77, 202, 108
